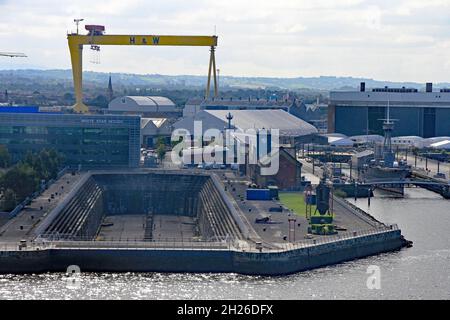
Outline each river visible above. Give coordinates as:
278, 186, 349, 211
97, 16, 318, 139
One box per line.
0, 188, 449, 300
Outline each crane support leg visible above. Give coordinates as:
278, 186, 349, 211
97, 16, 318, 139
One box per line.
212, 47, 218, 98
69, 42, 89, 113
206, 46, 218, 99
67, 33, 218, 111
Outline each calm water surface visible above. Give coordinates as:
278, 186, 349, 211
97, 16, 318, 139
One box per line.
1, 188, 449, 300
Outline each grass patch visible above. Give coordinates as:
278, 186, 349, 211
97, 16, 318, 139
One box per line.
279, 192, 316, 218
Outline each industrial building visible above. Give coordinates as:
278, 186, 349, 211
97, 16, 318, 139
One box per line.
391, 136, 426, 149
246, 147, 303, 190
174, 109, 319, 145
321, 133, 354, 147
328, 82, 450, 138
352, 150, 375, 170
183, 97, 301, 118
140, 117, 172, 147
108, 96, 181, 118
294, 99, 329, 133
174, 109, 319, 190
0, 110, 140, 168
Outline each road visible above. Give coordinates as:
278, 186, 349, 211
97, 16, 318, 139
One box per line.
403, 154, 450, 179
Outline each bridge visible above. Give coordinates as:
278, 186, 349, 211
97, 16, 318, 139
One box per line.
356, 179, 450, 199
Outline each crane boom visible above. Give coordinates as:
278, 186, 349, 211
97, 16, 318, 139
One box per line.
0, 52, 27, 57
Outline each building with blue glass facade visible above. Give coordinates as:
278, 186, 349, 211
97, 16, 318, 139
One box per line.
0, 112, 140, 168
328, 83, 450, 138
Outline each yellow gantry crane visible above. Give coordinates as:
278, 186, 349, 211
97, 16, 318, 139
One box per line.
68, 24, 219, 113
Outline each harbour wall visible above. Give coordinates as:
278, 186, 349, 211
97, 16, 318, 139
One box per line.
0, 229, 403, 276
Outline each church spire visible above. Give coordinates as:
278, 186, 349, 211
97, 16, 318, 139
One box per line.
108, 73, 114, 102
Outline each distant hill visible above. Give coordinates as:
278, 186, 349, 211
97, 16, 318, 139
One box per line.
1, 69, 449, 91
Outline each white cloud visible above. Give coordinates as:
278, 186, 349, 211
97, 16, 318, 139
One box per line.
0, 0, 450, 82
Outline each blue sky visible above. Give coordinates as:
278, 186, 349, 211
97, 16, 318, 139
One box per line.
1, 0, 450, 82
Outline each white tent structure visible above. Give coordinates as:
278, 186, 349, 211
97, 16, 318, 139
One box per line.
321, 134, 354, 147
423, 137, 450, 147
349, 135, 384, 145
391, 136, 425, 148
429, 140, 450, 150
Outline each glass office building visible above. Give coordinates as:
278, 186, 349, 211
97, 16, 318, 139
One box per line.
0, 112, 140, 168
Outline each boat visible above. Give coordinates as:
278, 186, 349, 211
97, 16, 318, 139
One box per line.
358, 101, 411, 189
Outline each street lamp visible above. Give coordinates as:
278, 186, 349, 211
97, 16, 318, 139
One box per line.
74, 18, 84, 35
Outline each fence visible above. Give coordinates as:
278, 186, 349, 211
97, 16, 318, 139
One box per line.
273, 224, 399, 252
0, 241, 56, 252
1, 224, 398, 254
232, 224, 399, 253
333, 195, 385, 228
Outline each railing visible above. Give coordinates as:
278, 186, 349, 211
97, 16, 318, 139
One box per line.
5, 166, 70, 219
52, 240, 232, 251
333, 195, 385, 228
1, 223, 399, 253
234, 224, 399, 253
211, 173, 250, 239
0, 241, 56, 252
33, 171, 90, 236
272, 224, 399, 252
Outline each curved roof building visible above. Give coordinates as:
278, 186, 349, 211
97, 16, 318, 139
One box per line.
108, 96, 179, 117
174, 109, 318, 138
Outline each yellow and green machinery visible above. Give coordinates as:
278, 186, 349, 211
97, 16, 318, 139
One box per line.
306, 175, 337, 235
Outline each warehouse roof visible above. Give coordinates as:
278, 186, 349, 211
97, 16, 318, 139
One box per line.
330, 91, 450, 107
141, 118, 168, 129
207, 109, 317, 136
186, 97, 296, 107
353, 150, 375, 158
140, 118, 171, 136
173, 109, 318, 137
350, 135, 384, 144
123, 96, 174, 107
109, 96, 177, 113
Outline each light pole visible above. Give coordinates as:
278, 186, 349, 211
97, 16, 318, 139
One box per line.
288, 218, 297, 242
217, 68, 220, 94
74, 18, 84, 35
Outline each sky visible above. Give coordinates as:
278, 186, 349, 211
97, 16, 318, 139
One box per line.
1, 0, 450, 82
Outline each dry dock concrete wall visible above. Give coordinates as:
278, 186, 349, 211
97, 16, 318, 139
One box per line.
0, 229, 403, 275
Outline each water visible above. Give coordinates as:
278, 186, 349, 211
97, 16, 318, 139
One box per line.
1, 188, 449, 300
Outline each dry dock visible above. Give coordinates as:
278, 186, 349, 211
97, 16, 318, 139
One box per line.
0, 169, 407, 275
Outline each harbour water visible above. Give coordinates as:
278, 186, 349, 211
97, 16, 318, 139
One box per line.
0, 188, 449, 300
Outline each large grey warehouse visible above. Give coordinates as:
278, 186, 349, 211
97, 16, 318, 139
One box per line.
328, 83, 450, 137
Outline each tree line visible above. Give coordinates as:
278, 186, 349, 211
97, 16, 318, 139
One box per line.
0, 148, 64, 212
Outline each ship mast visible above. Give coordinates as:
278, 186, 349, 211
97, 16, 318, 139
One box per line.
382, 98, 396, 167
383, 99, 394, 153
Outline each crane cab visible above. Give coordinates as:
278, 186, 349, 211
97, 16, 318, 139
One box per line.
85, 25, 105, 36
